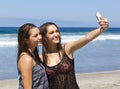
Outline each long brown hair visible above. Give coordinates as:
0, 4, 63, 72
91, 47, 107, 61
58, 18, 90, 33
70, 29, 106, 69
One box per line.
17, 23, 41, 66
39, 22, 62, 63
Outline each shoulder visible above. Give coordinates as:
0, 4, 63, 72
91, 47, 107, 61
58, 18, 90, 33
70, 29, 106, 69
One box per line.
19, 52, 33, 63
18, 52, 34, 71
61, 44, 73, 59
61, 43, 70, 54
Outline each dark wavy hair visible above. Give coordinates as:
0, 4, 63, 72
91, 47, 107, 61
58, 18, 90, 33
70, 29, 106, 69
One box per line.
39, 22, 62, 63
17, 23, 41, 67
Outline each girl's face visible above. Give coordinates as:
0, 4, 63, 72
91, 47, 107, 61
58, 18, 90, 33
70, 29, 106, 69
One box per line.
27, 27, 42, 49
46, 25, 60, 45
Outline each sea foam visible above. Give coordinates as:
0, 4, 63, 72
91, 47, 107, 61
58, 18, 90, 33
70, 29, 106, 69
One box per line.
0, 34, 120, 47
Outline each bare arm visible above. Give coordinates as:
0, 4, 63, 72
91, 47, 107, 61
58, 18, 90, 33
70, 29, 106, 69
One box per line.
18, 54, 34, 89
65, 16, 109, 58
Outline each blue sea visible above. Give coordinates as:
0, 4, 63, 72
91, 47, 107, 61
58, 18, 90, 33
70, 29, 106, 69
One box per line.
0, 27, 120, 80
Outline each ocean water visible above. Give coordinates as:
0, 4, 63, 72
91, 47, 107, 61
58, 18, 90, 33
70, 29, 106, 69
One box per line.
0, 27, 120, 80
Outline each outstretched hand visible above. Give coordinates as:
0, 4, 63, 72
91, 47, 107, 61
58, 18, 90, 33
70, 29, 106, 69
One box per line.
99, 16, 109, 32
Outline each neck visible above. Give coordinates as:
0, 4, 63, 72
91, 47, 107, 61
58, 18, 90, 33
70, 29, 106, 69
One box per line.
46, 48, 59, 53
46, 45, 59, 53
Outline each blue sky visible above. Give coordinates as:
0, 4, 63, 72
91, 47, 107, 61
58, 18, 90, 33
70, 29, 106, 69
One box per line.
0, 0, 119, 27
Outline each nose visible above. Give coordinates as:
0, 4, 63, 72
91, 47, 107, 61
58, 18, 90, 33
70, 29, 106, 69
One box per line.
54, 32, 59, 36
38, 34, 42, 40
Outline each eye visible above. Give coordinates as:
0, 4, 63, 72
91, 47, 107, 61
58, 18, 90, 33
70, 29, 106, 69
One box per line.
34, 34, 38, 37
56, 30, 59, 33
49, 31, 54, 34
33, 33, 40, 37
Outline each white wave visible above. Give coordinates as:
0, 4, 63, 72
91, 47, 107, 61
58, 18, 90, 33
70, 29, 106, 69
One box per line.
0, 35, 120, 47
94, 35, 120, 40
61, 35, 120, 43
0, 41, 17, 47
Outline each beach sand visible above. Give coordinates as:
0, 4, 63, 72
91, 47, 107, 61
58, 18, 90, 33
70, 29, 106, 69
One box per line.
0, 70, 120, 89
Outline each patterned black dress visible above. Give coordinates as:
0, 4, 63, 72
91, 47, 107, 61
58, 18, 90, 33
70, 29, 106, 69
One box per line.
44, 52, 80, 89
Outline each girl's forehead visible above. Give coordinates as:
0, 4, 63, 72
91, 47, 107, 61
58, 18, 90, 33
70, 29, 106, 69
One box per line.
47, 25, 57, 31
29, 28, 39, 34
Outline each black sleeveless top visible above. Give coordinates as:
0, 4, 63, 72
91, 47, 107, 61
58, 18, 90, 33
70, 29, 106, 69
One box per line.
44, 51, 80, 89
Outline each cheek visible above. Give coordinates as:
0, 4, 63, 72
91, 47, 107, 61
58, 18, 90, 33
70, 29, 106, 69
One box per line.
28, 39, 36, 46
46, 35, 52, 41
26, 39, 31, 45
57, 32, 60, 37
58, 34, 60, 38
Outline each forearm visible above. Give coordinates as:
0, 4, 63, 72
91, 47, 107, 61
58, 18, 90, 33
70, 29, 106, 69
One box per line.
85, 27, 105, 42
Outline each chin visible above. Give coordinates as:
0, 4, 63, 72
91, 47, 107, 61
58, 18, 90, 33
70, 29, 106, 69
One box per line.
54, 40, 60, 43
54, 40, 59, 43
38, 43, 42, 46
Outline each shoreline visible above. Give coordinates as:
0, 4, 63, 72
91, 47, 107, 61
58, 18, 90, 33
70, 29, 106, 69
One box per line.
0, 70, 120, 89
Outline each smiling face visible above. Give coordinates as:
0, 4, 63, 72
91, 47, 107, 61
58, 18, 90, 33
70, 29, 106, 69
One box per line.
27, 27, 42, 50
46, 25, 60, 45
39, 22, 62, 52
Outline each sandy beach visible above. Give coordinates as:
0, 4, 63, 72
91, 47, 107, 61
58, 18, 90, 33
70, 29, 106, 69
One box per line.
0, 70, 120, 89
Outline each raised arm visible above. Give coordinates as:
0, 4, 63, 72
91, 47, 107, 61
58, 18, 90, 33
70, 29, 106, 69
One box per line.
65, 16, 109, 58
